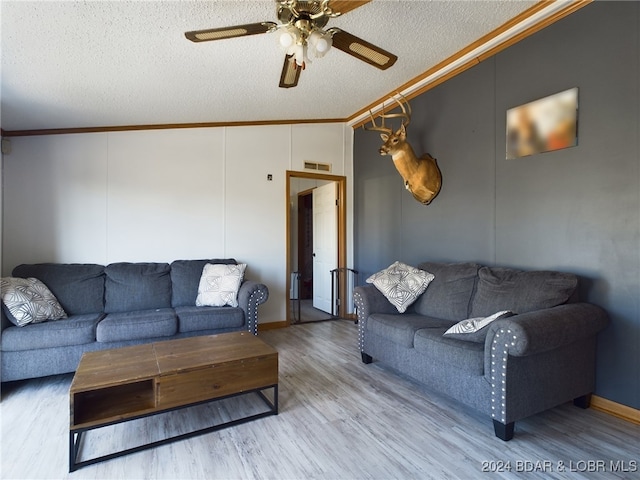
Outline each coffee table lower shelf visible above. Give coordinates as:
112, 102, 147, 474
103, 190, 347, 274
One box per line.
69, 384, 278, 472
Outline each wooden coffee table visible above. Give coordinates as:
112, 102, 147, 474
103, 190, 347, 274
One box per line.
69, 331, 278, 472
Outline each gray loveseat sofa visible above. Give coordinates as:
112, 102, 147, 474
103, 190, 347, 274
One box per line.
1, 259, 269, 383
353, 261, 609, 440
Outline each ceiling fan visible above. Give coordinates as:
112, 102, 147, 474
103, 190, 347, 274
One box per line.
185, 0, 398, 88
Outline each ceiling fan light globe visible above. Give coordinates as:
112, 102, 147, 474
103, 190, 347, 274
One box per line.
316, 37, 331, 53
278, 30, 295, 49
308, 29, 332, 58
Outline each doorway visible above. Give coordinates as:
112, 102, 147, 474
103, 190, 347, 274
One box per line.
286, 170, 346, 325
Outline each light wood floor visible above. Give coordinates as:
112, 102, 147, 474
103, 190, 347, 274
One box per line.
1, 320, 638, 479
290, 299, 335, 323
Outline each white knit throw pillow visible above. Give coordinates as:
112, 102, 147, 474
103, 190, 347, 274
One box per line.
195, 263, 247, 307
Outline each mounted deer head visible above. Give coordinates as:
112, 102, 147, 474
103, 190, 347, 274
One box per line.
364, 94, 442, 205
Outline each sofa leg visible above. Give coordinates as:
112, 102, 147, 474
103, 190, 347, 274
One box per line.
573, 394, 592, 409
493, 420, 514, 441
361, 352, 373, 364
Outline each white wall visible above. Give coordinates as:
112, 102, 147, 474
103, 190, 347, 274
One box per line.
2, 133, 109, 264
1, 123, 353, 324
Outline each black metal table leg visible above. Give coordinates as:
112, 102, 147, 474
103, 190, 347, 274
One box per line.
69, 385, 278, 473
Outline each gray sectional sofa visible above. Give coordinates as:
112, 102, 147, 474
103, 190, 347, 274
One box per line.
1, 259, 269, 383
353, 261, 609, 440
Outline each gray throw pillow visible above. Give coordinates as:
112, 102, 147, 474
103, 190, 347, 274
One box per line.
1, 277, 67, 327
366, 261, 435, 313
443, 310, 514, 343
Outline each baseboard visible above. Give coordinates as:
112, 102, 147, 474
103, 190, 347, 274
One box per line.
258, 321, 288, 331
591, 395, 640, 425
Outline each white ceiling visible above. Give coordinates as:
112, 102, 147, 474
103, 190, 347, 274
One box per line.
0, 0, 540, 132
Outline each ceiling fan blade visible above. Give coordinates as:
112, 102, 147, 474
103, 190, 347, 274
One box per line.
327, 0, 371, 15
279, 55, 301, 89
329, 28, 397, 70
185, 22, 277, 43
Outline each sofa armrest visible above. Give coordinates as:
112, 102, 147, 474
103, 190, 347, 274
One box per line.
354, 285, 397, 352
486, 303, 609, 357
485, 302, 609, 427
237, 280, 269, 335
354, 285, 397, 318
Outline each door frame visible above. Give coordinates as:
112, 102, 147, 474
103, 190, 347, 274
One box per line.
286, 170, 347, 325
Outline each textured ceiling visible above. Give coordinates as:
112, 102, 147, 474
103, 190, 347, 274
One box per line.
1, 0, 538, 132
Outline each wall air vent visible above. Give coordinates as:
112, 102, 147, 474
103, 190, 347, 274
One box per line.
304, 161, 331, 172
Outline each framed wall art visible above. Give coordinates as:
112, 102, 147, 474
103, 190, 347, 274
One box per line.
506, 87, 578, 159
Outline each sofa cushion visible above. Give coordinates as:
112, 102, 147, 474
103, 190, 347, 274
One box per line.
1, 277, 67, 326
97, 308, 177, 342
171, 259, 237, 307
414, 262, 480, 321
175, 306, 245, 333
414, 328, 485, 376
443, 310, 514, 343
12, 263, 105, 315
105, 263, 172, 313
469, 267, 577, 318
367, 313, 455, 348
1, 313, 102, 351
196, 263, 247, 308
366, 261, 435, 313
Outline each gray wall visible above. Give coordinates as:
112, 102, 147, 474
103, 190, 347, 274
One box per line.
353, 2, 639, 409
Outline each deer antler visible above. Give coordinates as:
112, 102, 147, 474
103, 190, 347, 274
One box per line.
363, 93, 412, 133
363, 101, 393, 134
381, 93, 411, 128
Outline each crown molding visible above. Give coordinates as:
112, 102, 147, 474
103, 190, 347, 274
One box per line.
1, 1, 591, 137
348, 0, 592, 129
1, 118, 347, 138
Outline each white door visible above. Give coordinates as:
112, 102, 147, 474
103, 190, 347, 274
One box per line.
312, 182, 338, 314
